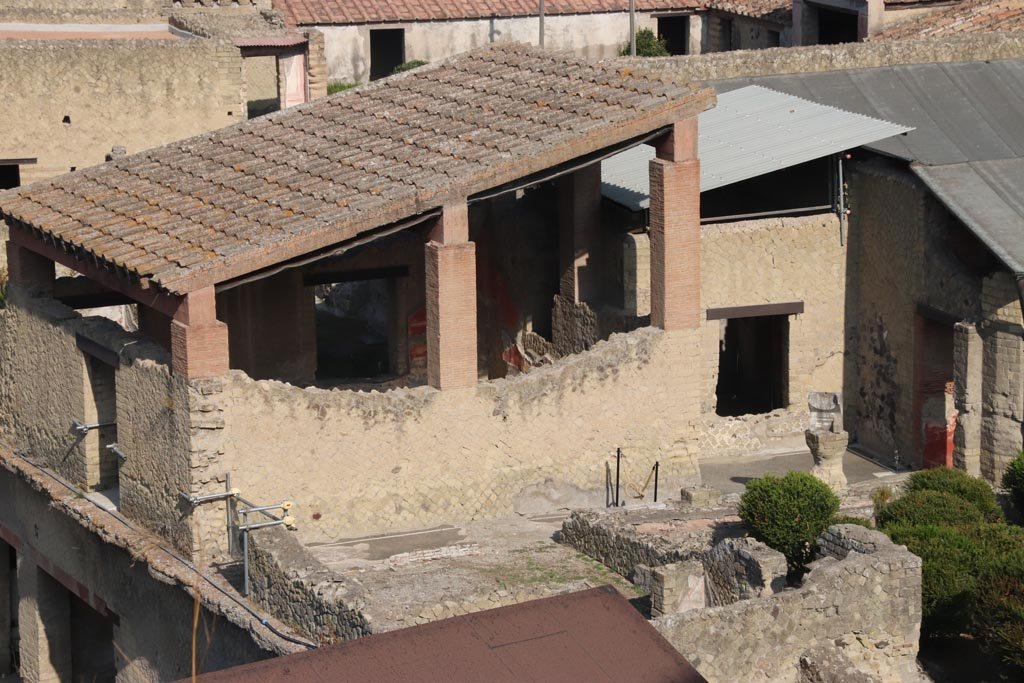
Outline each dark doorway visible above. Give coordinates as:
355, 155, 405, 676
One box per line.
84, 354, 119, 492
817, 7, 859, 44
715, 315, 789, 416
69, 590, 116, 683
3, 542, 15, 675
719, 17, 734, 51
0, 165, 19, 190
315, 278, 393, 380
658, 16, 689, 55
767, 30, 780, 47
370, 29, 405, 81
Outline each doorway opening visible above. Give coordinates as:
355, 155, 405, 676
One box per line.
69, 588, 116, 683
816, 7, 859, 44
315, 278, 394, 381
83, 354, 119, 494
370, 29, 405, 80
914, 314, 955, 468
0, 165, 19, 190
715, 315, 789, 416
657, 16, 690, 55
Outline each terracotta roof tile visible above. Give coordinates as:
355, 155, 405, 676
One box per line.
0, 43, 712, 295
871, 0, 1024, 40
271, 0, 790, 26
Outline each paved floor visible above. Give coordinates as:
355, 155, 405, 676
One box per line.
701, 449, 895, 495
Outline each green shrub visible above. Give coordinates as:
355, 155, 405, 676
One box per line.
907, 467, 1003, 522
620, 28, 669, 57
738, 472, 839, 571
327, 82, 356, 95
976, 553, 1024, 669
1003, 450, 1024, 513
887, 524, 984, 634
830, 514, 873, 528
392, 60, 428, 74
877, 490, 985, 529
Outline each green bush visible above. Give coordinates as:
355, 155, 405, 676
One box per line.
392, 60, 428, 74
830, 514, 873, 528
887, 524, 985, 634
620, 28, 669, 57
327, 82, 356, 95
907, 467, 1003, 522
1003, 450, 1024, 513
877, 490, 985, 529
738, 472, 839, 571
976, 553, 1024, 669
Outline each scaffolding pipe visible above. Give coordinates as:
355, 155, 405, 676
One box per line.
539, 0, 545, 47
629, 0, 636, 56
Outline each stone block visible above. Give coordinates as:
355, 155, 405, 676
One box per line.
651, 560, 706, 617
680, 485, 720, 508
806, 428, 848, 492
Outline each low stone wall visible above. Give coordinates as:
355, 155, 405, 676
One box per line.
655, 526, 922, 683
246, 525, 370, 643
702, 536, 787, 606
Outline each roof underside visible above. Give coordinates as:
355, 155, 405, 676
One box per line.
913, 159, 1024, 275
184, 587, 706, 683
713, 60, 1024, 167
601, 85, 912, 211
0, 43, 712, 296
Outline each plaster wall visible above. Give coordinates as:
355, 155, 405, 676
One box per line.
316, 12, 661, 83
0, 286, 197, 555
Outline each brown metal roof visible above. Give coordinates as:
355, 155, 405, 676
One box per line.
181, 586, 707, 683
0, 43, 712, 295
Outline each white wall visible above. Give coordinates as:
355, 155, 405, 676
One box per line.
317, 12, 663, 84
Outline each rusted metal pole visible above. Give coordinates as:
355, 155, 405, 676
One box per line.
629, 0, 636, 56
539, 0, 545, 47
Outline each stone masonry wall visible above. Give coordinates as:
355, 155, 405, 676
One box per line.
980, 271, 1024, 482
702, 536, 787, 606
655, 525, 922, 683
246, 525, 370, 643
219, 327, 704, 543
0, 286, 200, 556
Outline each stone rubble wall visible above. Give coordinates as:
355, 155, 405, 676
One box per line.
655, 526, 922, 683
246, 525, 370, 643
702, 536, 787, 606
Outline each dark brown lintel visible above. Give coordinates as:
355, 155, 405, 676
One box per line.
706, 302, 804, 321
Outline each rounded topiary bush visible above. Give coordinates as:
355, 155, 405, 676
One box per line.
738, 472, 839, 571
1002, 450, 1024, 513
886, 523, 983, 634
877, 490, 985, 529
907, 467, 1003, 522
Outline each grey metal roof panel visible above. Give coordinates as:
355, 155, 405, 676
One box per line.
713, 59, 1024, 166
601, 85, 912, 211
913, 159, 1024, 274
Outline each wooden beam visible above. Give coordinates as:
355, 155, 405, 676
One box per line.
303, 266, 410, 287
706, 302, 804, 321
76, 334, 121, 369
8, 221, 183, 318
54, 277, 135, 310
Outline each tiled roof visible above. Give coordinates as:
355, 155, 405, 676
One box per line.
707, 0, 790, 22
0, 43, 712, 295
871, 0, 1024, 40
274, 0, 706, 26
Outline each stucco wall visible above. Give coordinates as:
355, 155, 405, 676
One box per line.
316, 12, 661, 83
0, 286, 197, 555
844, 158, 982, 467
0, 38, 243, 185
218, 326, 703, 542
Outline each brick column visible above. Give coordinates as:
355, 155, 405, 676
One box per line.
5, 242, 55, 294
171, 286, 230, 380
0, 541, 10, 673
17, 557, 71, 683
426, 202, 477, 390
650, 118, 701, 331
953, 322, 983, 477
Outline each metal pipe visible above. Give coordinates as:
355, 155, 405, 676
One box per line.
238, 519, 294, 532
179, 489, 239, 508
629, 0, 636, 57
837, 154, 847, 245
243, 510, 250, 597
70, 419, 116, 436
226, 474, 235, 556
653, 461, 659, 503
539, 0, 545, 48
700, 205, 833, 225
615, 448, 622, 507
105, 443, 127, 462
241, 502, 292, 515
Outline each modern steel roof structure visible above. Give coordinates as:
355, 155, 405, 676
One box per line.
714, 60, 1024, 275
601, 85, 912, 211
913, 159, 1024, 275
0, 43, 712, 295
182, 586, 707, 683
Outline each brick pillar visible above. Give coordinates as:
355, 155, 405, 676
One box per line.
426, 202, 477, 390
17, 557, 71, 683
170, 286, 230, 380
650, 118, 701, 331
0, 541, 10, 673
557, 164, 602, 304
6, 242, 55, 294
953, 322, 983, 477
305, 30, 329, 100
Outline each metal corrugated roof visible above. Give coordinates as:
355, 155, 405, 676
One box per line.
601, 85, 912, 211
913, 159, 1024, 275
713, 60, 1024, 166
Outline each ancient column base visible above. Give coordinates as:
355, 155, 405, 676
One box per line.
806, 429, 849, 493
